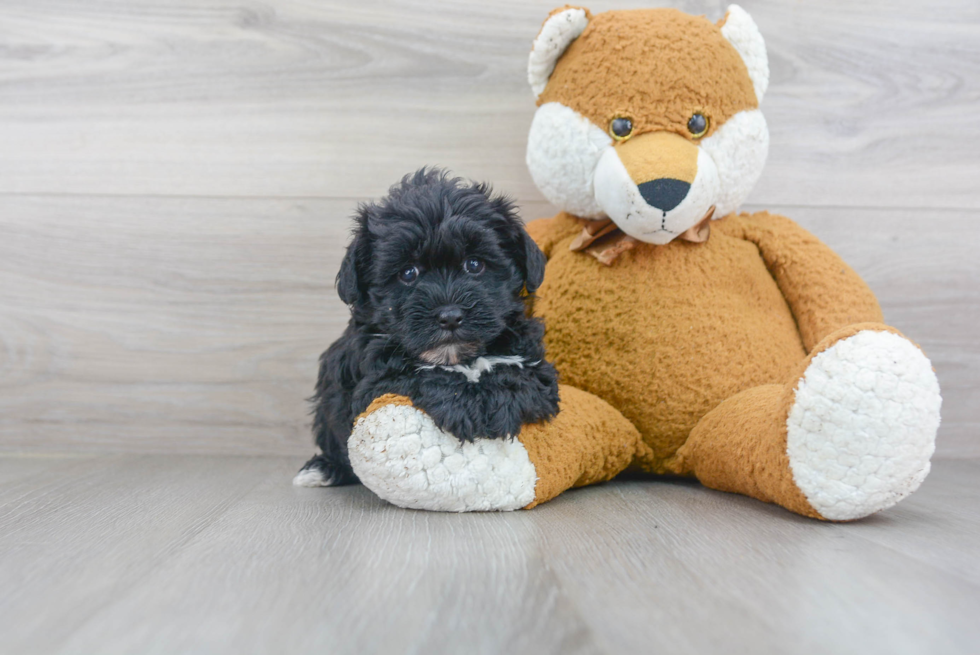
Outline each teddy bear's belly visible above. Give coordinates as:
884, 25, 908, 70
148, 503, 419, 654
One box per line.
534, 233, 807, 472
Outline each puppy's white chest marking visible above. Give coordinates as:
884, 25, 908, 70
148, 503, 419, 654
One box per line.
418, 355, 536, 383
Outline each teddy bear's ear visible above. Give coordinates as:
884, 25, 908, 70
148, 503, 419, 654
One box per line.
527, 7, 590, 98
719, 5, 769, 104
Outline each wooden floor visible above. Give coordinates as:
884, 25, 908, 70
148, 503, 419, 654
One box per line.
2, 453, 978, 655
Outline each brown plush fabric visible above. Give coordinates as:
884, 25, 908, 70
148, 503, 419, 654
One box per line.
520, 385, 646, 508
726, 212, 885, 351
675, 384, 822, 518
616, 131, 699, 184
523, 212, 583, 258
527, 211, 885, 476
538, 8, 758, 141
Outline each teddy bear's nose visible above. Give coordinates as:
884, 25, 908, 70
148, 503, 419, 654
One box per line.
637, 178, 691, 213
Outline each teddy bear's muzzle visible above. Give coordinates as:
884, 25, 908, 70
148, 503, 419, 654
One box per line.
593, 132, 720, 246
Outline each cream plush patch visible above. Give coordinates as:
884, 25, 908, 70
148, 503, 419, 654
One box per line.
527, 102, 611, 220
348, 403, 537, 512
786, 331, 941, 521
697, 109, 769, 219
528, 8, 589, 98
720, 5, 769, 103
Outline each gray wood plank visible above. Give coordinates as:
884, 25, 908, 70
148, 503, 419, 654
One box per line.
0, 454, 600, 655
1, 196, 975, 456
0, 452, 101, 496
0, 454, 276, 653
531, 465, 980, 655
844, 459, 980, 586
1, 454, 978, 654
0, 0, 977, 208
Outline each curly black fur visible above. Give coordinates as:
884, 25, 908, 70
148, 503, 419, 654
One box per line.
297, 168, 559, 486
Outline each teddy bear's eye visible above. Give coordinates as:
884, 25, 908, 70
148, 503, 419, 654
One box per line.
687, 113, 709, 138
398, 265, 419, 284
609, 117, 633, 141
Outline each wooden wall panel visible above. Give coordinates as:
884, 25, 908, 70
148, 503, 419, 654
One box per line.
0, 0, 976, 457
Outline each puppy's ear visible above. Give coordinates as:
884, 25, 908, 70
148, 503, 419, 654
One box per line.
521, 230, 547, 294
336, 227, 368, 306
486, 191, 548, 294
336, 246, 358, 306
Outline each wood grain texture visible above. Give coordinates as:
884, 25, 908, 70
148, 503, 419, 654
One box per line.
1, 453, 978, 654
0, 0, 977, 457
0, 0, 977, 207
1, 196, 976, 456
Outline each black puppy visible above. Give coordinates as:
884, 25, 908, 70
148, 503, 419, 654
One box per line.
294, 169, 560, 487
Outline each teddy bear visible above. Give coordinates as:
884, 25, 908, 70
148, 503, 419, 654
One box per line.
342, 4, 941, 520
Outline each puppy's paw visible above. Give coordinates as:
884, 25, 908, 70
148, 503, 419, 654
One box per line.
292, 454, 358, 487
347, 395, 537, 512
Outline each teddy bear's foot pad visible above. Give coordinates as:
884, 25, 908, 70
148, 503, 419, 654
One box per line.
787, 330, 941, 521
348, 403, 537, 512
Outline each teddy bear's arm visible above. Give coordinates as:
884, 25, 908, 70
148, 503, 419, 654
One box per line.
732, 211, 884, 352
524, 212, 582, 259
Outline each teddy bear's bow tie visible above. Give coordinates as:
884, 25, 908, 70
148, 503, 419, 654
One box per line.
569, 209, 714, 265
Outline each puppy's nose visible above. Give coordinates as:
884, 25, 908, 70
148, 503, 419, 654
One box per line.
637, 178, 691, 213
436, 306, 463, 331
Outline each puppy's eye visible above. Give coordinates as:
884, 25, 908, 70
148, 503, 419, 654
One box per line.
463, 258, 485, 275
687, 113, 709, 138
398, 265, 419, 284
609, 117, 633, 141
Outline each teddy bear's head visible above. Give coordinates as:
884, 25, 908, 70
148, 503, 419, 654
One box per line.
526, 5, 769, 245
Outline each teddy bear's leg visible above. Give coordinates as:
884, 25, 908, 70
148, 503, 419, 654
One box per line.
347, 386, 644, 512
675, 323, 941, 520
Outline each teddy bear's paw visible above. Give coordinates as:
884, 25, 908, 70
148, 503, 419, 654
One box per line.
787, 330, 941, 521
347, 402, 537, 512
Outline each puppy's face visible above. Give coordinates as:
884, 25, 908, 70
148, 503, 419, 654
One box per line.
337, 170, 545, 365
